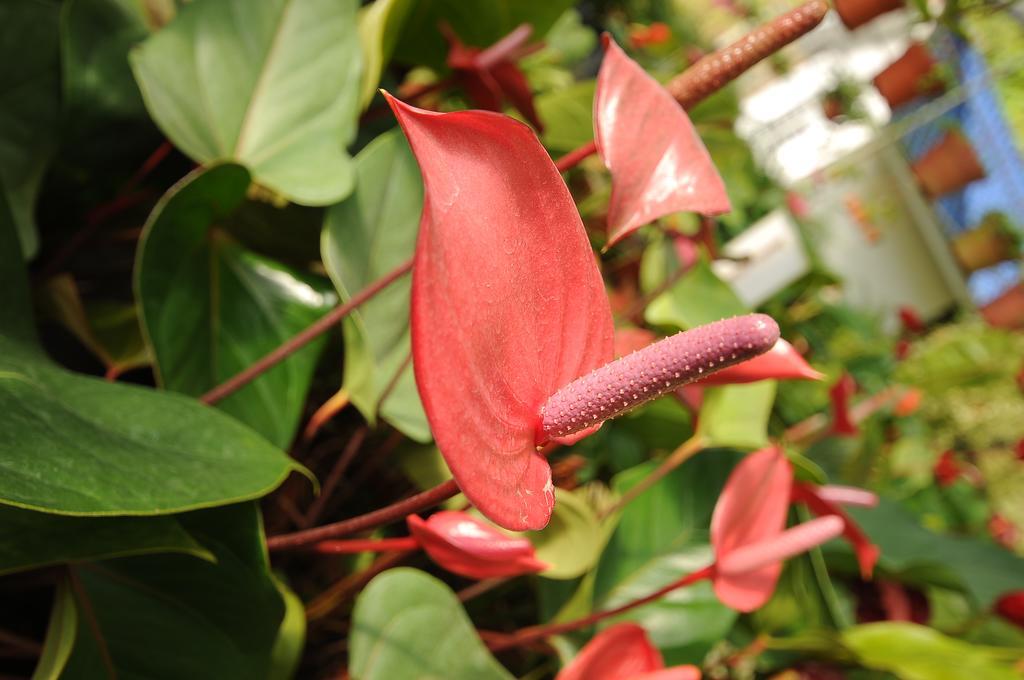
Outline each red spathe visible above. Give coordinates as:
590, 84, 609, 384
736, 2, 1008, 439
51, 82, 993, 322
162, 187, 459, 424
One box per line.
387, 95, 614, 531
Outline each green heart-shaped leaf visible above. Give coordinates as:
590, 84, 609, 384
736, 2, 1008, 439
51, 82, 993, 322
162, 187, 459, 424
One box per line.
135, 163, 336, 448
350, 568, 513, 680
0, 185, 298, 515
130, 0, 362, 205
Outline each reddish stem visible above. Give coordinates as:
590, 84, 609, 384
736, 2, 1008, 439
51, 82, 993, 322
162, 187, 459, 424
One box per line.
200, 258, 413, 405
554, 140, 598, 172
265, 479, 460, 552
313, 537, 419, 554
487, 565, 715, 652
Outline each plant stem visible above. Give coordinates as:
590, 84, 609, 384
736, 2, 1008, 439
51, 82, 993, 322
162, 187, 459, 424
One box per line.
200, 258, 413, 405
487, 565, 715, 652
783, 386, 903, 445
552, 0, 828, 174
306, 549, 412, 620
600, 434, 706, 519
265, 479, 459, 552
301, 426, 367, 528
313, 537, 419, 554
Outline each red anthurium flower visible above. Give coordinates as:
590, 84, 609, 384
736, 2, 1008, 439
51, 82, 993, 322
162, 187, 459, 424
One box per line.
898, 306, 925, 334
988, 514, 1018, 549
791, 482, 880, 579
712, 447, 845, 611
388, 95, 779, 530
556, 623, 701, 680
893, 388, 922, 417
629, 22, 672, 49
933, 450, 961, 487
406, 512, 548, 580
697, 339, 823, 385
443, 23, 544, 132
785, 191, 809, 219
594, 36, 730, 247
829, 373, 858, 436
894, 338, 911, 361
996, 591, 1024, 629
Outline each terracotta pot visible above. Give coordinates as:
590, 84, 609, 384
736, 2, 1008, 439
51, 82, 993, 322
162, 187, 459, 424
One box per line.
873, 43, 946, 110
981, 283, 1024, 329
822, 94, 844, 121
912, 132, 986, 198
951, 214, 1020, 272
835, 0, 905, 29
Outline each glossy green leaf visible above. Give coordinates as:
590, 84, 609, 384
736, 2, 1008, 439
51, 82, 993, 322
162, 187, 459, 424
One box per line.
0, 0, 61, 258
130, 0, 362, 205
840, 499, 1024, 608
136, 163, 336, 448
357, 0, 413, 108
392, 0, 576, 70
61, 0, 149, 124
536, 80, 595, 153
268, 578, 306, 680
350, 568, 513, 680
38, 275, 150, 378
646, 258, 747, 330
0, 505, 211, 576
843, 623, 1021, 680
599, 546, 736, 663
524, 489, 603, 579
32, 578, 77, 680
697, 381, 777, 449
0, 195, 299, 516
593, 453, 739, 659
61, 504, 287, 680
322, 129, 429, 441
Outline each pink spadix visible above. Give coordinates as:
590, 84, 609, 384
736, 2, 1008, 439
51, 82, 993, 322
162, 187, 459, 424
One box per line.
539, 314, 779, 442
716, 515, 844, 575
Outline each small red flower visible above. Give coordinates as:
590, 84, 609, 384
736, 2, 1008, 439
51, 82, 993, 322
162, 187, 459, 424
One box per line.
892, 388, 922, 417
894, 338, 911, 361
829, 373, 858, 437
996, 591, 1024, 629
443, 23, 544, 132
988, 514, 1018, 549
898, 306, 926, 334
406, 512, 548, 580
933, 450, 961, 487
594, 36, 729, 247
785, 191, 809, 219
1016, 438, 1024, 461
629, 22, 672, 49
711, 447, 844, 611
556, 623, 701, 680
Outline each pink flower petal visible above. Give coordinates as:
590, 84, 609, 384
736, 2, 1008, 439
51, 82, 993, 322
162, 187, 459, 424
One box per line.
594, 35, 730, 247
556, 623, 663, 680
697, 339, 823, 385
387, 95, 614, 531
711, 446, 792, 612
407, 512, 548, 580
